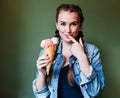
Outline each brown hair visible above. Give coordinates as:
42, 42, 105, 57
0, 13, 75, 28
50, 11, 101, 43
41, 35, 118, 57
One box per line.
47, 4, 84, 86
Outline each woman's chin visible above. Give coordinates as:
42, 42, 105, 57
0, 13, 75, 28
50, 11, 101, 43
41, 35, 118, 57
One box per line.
64, 38, 72, 43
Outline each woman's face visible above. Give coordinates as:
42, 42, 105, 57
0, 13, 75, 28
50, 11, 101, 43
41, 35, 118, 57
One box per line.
56, 10, 82, 43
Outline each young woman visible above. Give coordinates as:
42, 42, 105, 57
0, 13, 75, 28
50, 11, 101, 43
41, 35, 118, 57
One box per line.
33, 4, 105, 98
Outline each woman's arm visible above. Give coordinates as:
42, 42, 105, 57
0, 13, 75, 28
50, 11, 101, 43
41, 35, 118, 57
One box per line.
79, 45, 105, 97
33, 50, 51, 98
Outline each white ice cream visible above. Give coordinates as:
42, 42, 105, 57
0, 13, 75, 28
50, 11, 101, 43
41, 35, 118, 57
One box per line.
51, 37, 59, 44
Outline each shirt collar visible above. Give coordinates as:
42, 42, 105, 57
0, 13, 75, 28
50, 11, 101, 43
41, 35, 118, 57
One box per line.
57, 39, 62, 54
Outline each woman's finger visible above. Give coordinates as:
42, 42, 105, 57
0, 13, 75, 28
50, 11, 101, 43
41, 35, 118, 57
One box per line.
37, 59, 49, 66
37, 54, 49, 62
79, 37, 83, 46
68, 35, 77, 43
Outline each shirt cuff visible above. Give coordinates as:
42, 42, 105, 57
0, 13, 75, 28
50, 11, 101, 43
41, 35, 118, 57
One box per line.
80, 65, 97, 85
33, 79, 49, 94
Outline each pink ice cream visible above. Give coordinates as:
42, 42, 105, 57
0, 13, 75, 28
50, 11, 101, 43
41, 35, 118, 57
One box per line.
41, 39, 54, 48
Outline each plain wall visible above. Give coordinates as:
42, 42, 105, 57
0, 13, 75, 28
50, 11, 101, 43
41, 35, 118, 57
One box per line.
0, 0, 120, 98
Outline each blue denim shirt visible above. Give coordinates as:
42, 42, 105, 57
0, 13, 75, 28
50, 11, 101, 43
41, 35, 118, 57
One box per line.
33, 40, 105, 98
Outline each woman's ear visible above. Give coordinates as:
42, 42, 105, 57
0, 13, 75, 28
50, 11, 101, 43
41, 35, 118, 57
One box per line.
56, 22, 59, 30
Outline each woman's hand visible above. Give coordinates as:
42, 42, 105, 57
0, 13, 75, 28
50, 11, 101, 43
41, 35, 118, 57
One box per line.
68, 35, 85, 59
36, 54, 50, 75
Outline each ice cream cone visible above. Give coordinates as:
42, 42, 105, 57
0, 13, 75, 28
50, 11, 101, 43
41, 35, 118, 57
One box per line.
45, 45, 57, 75
40, 37, 59, 75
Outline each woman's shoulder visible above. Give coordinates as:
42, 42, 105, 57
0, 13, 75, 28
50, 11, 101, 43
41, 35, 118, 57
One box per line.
84, 42, 100, 51
84, 42, 100, 57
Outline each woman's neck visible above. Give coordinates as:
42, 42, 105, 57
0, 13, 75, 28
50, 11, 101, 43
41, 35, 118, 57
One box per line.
62, 41, 72, 50
61, 41, 72, 67
62, 41, 71, 58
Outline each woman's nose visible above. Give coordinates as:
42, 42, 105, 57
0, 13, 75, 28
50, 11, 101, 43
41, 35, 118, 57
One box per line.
66, 26, 71, 33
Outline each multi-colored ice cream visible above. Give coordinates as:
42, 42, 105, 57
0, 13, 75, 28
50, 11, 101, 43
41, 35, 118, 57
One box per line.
40, 37, 59, 75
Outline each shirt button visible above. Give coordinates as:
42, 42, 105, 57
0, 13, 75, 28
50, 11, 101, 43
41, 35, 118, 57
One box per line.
72, 60, 75, 64
56, 63, 59, 66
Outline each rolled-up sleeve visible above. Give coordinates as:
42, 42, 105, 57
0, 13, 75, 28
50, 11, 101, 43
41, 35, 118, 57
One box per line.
80, 65, 97, 85
33, 79, 50, 98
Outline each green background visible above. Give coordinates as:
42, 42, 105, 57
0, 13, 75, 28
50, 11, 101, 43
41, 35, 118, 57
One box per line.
0, 0, 120, 98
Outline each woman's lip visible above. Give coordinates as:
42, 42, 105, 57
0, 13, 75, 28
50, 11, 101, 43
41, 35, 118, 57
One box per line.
65, 33, 71, 36
65, 34, 70, 38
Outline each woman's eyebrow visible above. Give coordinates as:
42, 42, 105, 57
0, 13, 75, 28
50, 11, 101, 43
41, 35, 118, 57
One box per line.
72, 21, 79, 23
59, 21, 65, 23
59, 21, 78, 23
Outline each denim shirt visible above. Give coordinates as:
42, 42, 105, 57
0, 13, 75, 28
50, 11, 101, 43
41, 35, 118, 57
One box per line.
33, 39, 105, 98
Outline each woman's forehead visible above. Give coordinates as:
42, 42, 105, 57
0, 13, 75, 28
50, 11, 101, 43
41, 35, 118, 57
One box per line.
58, 10, 79, 22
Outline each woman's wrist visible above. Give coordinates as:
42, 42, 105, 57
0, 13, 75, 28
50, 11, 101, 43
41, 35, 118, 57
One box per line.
77, 54, 90, 76
36, 72, 46, 90
38, 71, 46, 77
77, 53, 88, 62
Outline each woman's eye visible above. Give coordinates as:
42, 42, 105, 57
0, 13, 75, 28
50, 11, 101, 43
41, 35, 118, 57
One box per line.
71, 23, 77, 26
60, 22, 66, 26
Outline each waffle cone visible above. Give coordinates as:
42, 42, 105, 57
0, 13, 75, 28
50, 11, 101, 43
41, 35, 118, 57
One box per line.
45, 45, 57, 75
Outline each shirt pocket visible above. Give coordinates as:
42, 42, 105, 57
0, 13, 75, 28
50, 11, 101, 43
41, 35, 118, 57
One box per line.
73, 61, 80, 76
